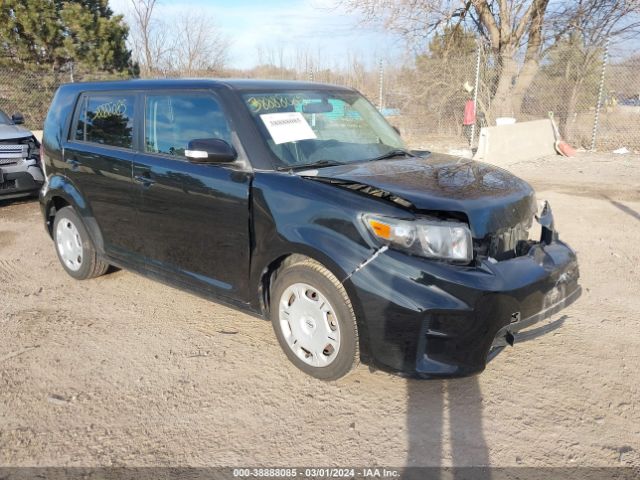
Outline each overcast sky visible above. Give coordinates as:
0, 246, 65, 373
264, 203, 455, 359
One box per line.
109, 0, 403, 69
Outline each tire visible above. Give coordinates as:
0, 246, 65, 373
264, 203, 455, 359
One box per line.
53, 206, 109, 280
270, 258, 359, 380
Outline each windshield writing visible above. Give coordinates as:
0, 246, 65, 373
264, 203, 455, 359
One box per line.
242, 91, 405, 169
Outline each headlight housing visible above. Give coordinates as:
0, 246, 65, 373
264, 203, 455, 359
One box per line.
363, 214, 473, 263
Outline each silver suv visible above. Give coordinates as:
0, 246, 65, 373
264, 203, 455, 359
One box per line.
0, 109, 44, 200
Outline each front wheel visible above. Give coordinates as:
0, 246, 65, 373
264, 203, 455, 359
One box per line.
270, 258, 359, 380
53, 206, 109, 280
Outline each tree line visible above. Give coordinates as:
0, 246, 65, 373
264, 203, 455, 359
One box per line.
1, 0, 639, 122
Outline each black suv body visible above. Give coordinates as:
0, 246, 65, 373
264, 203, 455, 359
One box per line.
40, 79, 581, 380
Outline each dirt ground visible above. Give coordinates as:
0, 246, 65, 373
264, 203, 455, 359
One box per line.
0, 152, 639, 468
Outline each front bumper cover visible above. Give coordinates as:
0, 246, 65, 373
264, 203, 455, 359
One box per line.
0, 160, 44, 199
347, 232, 581, 378
489, 281, 581, 357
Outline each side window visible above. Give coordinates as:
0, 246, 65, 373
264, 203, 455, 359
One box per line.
145, 93, 232, 158
74, 93, 135, 149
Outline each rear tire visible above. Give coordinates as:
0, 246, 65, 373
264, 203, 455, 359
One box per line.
53, 206, 109, 280
270, 258, 359, 380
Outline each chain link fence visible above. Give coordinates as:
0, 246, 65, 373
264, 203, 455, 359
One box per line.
1, 41, 639, 153
385, 40, 640, 153
0, 67, 68, 131
593, 45, 640, 152
0, 66, 127, 131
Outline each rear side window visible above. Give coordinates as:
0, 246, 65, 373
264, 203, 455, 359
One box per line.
73, 93, 136, 149
145, 93, 232, 158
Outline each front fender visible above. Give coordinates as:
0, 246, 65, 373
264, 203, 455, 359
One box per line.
249, 172, 408, 301
249, 171, 412, 365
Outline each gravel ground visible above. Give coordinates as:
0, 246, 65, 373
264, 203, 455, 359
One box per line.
0, 152, 638, 468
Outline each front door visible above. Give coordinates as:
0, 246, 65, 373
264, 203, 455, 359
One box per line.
133, 90, 251, 301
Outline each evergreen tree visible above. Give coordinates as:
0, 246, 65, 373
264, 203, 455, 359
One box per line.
0, 0, 133, 73
426, 25, 476, 60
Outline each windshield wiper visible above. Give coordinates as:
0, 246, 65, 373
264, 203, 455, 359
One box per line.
278, 160, 343, 171
368, 149, 417, 162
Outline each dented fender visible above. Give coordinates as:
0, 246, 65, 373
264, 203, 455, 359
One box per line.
248, 171, 409, 300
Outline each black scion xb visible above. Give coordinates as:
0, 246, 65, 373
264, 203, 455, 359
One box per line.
40, 79, 581, 380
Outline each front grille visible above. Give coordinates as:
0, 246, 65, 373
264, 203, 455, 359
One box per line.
0, 143, 29, 167
0, 144, 28, 156
0, 157, 21, 166
476, 220, 533, 261
489, 222, 530, 257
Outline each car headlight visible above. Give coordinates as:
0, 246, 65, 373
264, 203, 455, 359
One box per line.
363, 214, 473, 263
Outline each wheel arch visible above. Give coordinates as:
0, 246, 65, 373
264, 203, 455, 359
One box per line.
256, 249, 372, 366
41, 174, 105, 252
44, 196, 71, 237
255, 248, 349, 315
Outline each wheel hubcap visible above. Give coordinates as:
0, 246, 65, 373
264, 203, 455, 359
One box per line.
279, 282, 340, 367
55, 219, 83, 272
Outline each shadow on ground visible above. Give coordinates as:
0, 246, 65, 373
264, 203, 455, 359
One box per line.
0, 195, 37, 205
405, 377, 491, 479
607, 198, 640, 223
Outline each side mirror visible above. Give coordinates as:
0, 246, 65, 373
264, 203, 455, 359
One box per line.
185, 138, 237, 163
12, 113, 24, 125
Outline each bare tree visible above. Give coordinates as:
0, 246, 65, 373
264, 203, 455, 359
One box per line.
171, 11, 230, 75
545, 2, 640, 137
343, 0, 640, 118
128, 1, 229, 77
128, 0, 171, 76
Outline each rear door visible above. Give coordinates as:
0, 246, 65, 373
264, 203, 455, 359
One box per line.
133, 90, 252, 301
64, 92, 140, 258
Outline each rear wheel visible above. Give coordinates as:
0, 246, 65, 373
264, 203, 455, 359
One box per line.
53, 206, 109, 280
270, 258, 359, 380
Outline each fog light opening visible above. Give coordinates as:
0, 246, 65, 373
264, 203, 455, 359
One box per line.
505, 331, 515, 347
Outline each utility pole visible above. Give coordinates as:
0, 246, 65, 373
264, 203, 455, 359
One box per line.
469, 41, 482, 147
591, 36, 611, 151
378, 58, 384, 111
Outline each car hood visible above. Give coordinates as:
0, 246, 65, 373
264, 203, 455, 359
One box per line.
0, 124, 33, 141
302, 153, 537, 238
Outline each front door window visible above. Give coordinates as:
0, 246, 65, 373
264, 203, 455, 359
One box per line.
145, 93, 232, 158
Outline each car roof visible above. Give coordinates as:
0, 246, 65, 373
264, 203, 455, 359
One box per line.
57, 78, 357, 94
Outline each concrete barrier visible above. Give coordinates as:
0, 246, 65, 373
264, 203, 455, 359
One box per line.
474, 118, 557, 167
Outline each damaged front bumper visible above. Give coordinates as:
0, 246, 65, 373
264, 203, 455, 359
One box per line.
346, 209, 581, 379
488, 280, 581, 358
0, 159, 44, 199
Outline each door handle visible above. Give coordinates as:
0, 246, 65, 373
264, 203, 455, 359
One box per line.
134, 174, 156, 187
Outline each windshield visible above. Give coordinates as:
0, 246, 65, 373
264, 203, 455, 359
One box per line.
241, 90, 406, 169
0, 110, 11, 125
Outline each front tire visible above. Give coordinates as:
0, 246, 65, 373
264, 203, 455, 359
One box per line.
270, 258, 359, 380
53, 206, 109, 280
